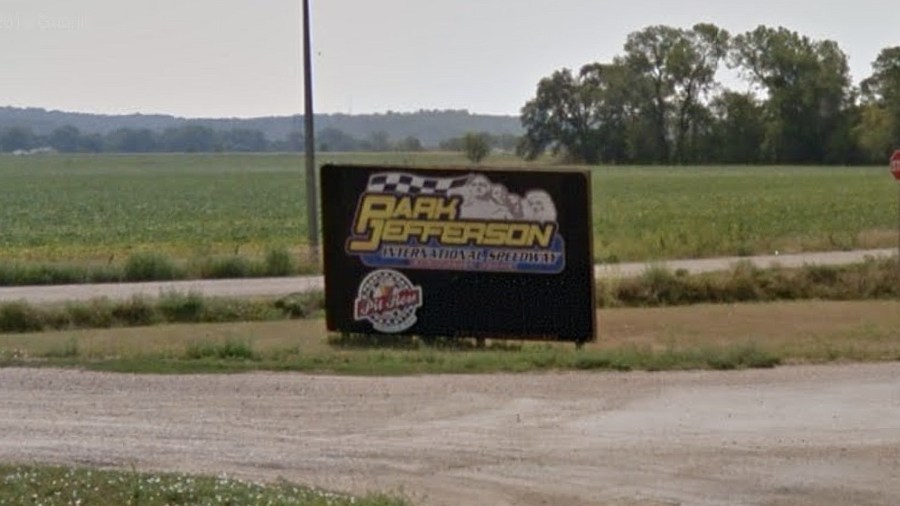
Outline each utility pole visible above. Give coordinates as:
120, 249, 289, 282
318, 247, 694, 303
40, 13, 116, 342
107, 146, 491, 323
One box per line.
302, 0, 319, 263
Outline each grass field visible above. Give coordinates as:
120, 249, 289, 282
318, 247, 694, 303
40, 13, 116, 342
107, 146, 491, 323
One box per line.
2, 300, 898, 374
0, 153, 896, 265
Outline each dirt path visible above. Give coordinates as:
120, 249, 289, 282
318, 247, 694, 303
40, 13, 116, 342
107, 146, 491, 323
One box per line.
1, 364, 898, 505
0, 248, 894, 304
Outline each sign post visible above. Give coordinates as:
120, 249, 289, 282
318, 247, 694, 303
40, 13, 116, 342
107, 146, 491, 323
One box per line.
892, 150, 900, 282
302, 0, 319, 264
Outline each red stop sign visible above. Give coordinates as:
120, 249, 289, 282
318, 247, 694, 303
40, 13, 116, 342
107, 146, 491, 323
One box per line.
892, 149, 900, 180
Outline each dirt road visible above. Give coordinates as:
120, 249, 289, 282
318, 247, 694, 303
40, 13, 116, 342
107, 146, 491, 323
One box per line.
1, 364, 898, 505
0, 248, 894, 304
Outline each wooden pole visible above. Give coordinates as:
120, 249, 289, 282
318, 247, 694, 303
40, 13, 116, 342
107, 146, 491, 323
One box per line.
302, 0, 319, 264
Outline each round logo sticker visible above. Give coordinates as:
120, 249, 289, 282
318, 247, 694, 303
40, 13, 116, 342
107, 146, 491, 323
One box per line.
353, 269, 423, 333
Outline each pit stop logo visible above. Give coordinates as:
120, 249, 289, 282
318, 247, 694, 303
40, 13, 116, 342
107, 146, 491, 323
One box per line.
353, 269, 423, 333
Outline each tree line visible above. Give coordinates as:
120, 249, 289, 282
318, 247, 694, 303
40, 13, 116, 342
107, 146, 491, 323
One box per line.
518, 24, 900, 165
0, 124, 278, 153
0, 123, 519, 155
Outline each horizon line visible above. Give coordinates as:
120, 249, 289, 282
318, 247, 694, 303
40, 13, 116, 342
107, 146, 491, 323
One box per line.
0, 104, 521, 121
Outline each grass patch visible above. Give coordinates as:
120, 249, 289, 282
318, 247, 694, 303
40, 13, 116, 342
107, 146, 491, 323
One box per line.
41, 337, 80, 359
0, 464, 409, 506
600, 256, 899, 307
193, 255, 259, 279
111, 296, 162, 326
1, 299, 898, 374
0, 302, 45, 333
0, 293, 305, 334
19, 340, 783, 375
157, 291, 205, 322
0, 248, 313, 287
124, 252, 185, 281
185, 339, 259, 361
274, 292, 325, 319
264, 247, 297, 276
0, 261, 123, 285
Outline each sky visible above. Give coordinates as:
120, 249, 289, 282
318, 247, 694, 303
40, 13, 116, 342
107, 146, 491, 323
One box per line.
1, 0, 896, 118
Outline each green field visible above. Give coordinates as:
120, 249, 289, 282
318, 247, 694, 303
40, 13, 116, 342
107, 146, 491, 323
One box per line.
0, 153, 896, 264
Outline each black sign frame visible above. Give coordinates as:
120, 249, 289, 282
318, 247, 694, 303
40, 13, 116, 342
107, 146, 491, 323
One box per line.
321, 164, 596, 343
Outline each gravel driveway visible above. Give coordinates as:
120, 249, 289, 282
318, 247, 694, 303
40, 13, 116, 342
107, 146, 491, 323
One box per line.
1, 363, 898, 505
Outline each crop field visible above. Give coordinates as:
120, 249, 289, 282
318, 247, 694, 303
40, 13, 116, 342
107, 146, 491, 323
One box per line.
0, 153, 896, 265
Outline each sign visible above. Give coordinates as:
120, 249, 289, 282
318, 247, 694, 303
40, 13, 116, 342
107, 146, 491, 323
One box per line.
892, 149, 900, 181
321, 165, 596, 343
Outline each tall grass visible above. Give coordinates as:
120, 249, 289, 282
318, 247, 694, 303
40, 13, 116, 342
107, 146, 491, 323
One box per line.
0, 247, 311, 287
124, 252, 185, 281
600, 257, 899, 307
0, 293, 290, 333
0, 261, 123, 285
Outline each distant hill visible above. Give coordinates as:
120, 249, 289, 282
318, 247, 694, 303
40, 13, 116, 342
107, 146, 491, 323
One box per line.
0, 106, 522, 147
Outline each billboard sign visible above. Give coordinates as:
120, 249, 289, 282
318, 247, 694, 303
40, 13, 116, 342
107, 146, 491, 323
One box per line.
322, 165, 595, 343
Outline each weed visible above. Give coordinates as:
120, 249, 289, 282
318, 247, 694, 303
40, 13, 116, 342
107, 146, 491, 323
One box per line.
705, 343, 780, 370
125, 252, 184, 281
275, 292, 324, 318
111, 296, 161, 326
199, 255, 257, 279
65, 299, 114, 329
0, 302, 44, 333
157, 291, 204, 322
264, 247, 296, 276
184, 339, 258, 361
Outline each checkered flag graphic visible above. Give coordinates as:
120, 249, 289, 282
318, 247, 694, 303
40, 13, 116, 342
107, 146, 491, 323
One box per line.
366, 172, 471, 195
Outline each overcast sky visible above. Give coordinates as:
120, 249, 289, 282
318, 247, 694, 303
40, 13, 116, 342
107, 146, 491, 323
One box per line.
1, 0, 895, 118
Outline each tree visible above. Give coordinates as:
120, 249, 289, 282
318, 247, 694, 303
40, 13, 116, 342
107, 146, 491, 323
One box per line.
859, 46, 900, 159
519, 24, 729, 165
281, 130, 305, 152
317, 128, 359, 152
49, 125, 83, 153
221, 129, 268, 152
578, 63, 633, 162
622, 24, 730, 163
80, 133, 104, 153
160, 125, 219, 152
462, 132, 490, 164
364, 131, 391, 152
854, 104, 894, 161
707, 91, 765, 163
519, 65, 628, 163
394, 136, 423, 152
439, 137, 463, 151
490, 134, 521, 152
107, 128, 159, 152
730, 26, 853, 163
0, 126, 37, 152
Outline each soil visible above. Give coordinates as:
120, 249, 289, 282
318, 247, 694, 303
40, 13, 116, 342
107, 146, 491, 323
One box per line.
1, 363, 899, 505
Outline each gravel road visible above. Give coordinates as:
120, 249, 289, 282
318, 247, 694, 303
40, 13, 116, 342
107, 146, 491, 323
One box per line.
1, 364, 899, 505
0, 248, 894, 304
